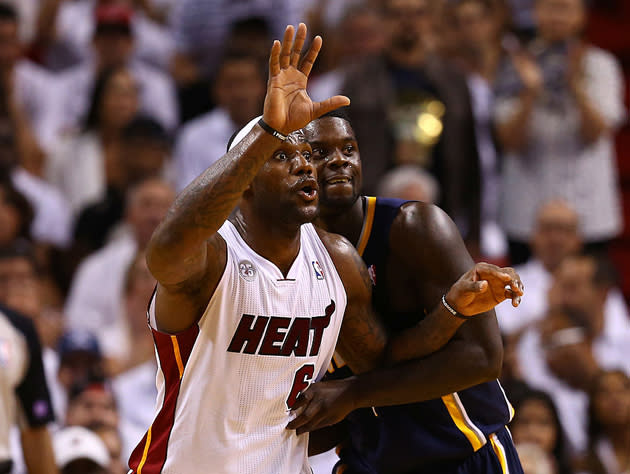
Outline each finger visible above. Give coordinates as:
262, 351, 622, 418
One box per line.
462, 279, 488, 294
269, 40, 281, 77
279, 25, 295, 69
312, 95, 351, 118
299, 35, 322, 77
287, 399, 322, 431
505, 288, 522, 307
290, 392, 311, 413
290, 23, 307, 67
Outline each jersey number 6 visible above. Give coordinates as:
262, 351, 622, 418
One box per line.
286, 364, 315, 410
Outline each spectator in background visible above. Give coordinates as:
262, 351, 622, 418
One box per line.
376, 164, 440, 203
53, 329, 104, 421
92, 425, 126, 474
34, 0, 174, 72
0, 3, 59, 152
517, 252, 630, 454
0, 304, 57, 474
112, 252, 157, 452
494, 0, 626, 264
169, 0, 298, 88
496, 200, 582, 335
509, 385, 574, 474
52, 3, 177, 136
47, 66, 139, 216
53, 426, 109, 474
338, 0, 482, 251
64, 177, 174, 365
107, 251, 156, 375
577, 370, 630, 474
74, 115, 171, 257
0, 53, 72, 248
452, 0, 508, 261
173, 50, 266, 191
0, 241, 63, 354
0, 178, 33, 247
307, 3, 387, 103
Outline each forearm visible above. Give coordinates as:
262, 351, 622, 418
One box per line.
351, 331, 502, 409
496, 91, 537, 152
147, 126, 279, 274
386, 302, 464, 362
573, 86, 609, 143
21, 426, 59, 474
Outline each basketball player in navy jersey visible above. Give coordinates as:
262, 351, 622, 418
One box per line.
289, 109, 525, 473
136, 24, 522, 474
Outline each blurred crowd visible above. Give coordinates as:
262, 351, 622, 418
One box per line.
1, 0, 629, 473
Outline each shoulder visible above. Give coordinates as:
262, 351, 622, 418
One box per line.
315, 227, 359, 266
132, 61, 174, 87
584, 46, 622, 75
390, 201, 460, 246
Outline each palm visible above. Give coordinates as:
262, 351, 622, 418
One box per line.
262, 24, 349, 134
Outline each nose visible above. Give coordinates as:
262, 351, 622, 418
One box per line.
292, 152, 315, 176
327, 149, 349, 170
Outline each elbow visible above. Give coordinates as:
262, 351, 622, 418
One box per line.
478, 340, 503, 382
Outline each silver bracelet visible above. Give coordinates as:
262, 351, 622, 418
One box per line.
442, 294, 470, 320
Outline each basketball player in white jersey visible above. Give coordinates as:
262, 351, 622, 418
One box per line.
128, 24, 523, 474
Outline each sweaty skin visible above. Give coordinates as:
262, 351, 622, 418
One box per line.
286, 115, 523, 440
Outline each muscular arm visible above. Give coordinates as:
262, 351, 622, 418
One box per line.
351, 203, 504, 405
148, 25, 349, 333
319, 231, 387, 374
291, 204, 519, 434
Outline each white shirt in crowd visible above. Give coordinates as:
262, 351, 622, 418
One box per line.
11, 168, 73, 248
64, 233, 137, 359
46, 131, 106, 217
173, 108, 238, 191
495, 47, 626, 243
45, 0, 174, 72
13, 60, 60, 152
53, 58, 178, 134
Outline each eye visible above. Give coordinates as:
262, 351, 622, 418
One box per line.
302, 151, 312, 161
312, 148, 328, 160
274, 151, 288, 161
343, 145, 354, 155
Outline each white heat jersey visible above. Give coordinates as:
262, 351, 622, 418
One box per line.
128, 221, 347, 474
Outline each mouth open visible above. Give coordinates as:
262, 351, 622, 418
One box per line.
297, 184, 318, 201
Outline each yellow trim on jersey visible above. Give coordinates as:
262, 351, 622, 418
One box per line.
137, 426, 152, 473
490, 433, 509, 474
441, 393, 486, 451
356, 197, 377, 257
171, 336, 184, 379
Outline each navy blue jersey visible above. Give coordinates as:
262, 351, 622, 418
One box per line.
331, 197, 515, 473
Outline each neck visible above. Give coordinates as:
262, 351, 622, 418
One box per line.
232, 208, 303, 277
316, 197, 365, 247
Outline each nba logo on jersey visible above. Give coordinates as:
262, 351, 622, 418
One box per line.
312, 260, 324, 280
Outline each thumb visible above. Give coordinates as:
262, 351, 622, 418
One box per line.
312, 95, 351, 119
466, 280, 488, 293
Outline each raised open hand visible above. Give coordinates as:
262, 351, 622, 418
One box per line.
445, 263, 524, 317
263, 23, 350, 135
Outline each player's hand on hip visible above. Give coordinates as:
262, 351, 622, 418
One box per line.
286, 377, 356, 435
263, 23, 350, 135
445, 263, 524, 317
